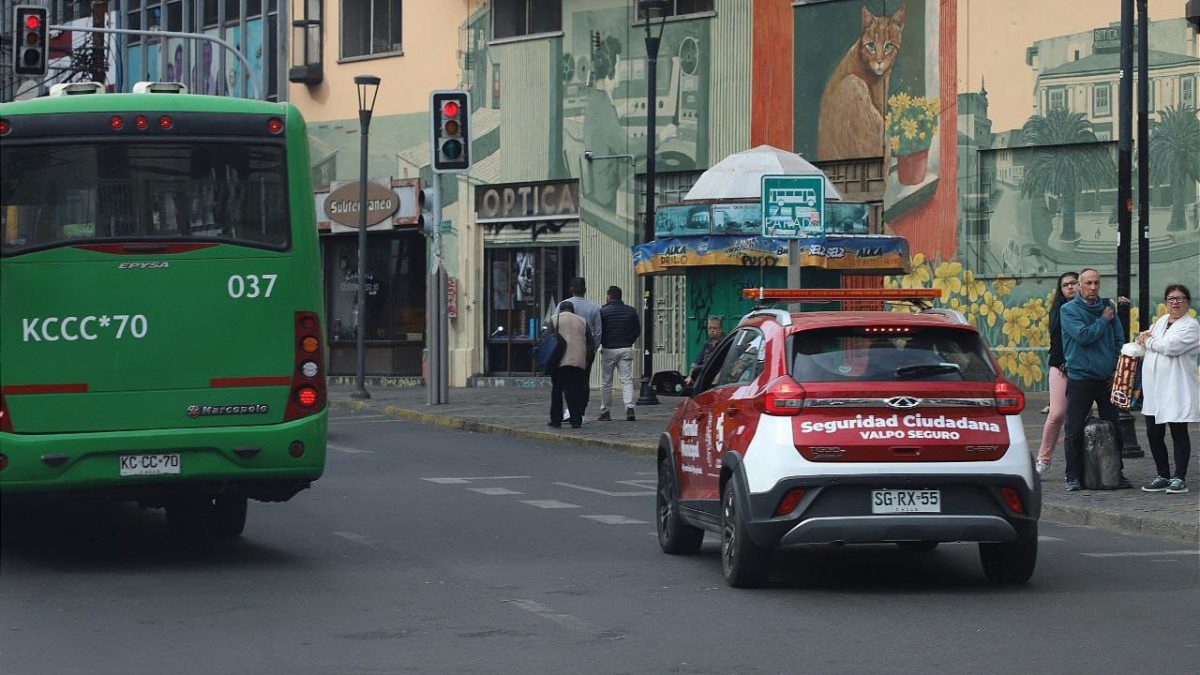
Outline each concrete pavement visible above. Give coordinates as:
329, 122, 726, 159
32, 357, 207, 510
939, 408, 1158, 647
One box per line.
329, 381, 1199, 544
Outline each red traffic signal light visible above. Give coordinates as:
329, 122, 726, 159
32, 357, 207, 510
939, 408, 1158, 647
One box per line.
430, 90, 471, 173
12, 5, 49, 78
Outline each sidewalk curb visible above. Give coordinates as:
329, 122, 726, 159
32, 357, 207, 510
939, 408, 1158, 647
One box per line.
1040, 502, 1199, 545
331, 399, 1197, 544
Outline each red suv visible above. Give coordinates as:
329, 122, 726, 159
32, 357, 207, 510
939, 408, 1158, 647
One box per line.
656, 289, 1039, 587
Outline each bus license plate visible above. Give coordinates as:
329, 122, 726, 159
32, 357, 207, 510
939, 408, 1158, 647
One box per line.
119, 453, 181, 477
871, 489, 940, 514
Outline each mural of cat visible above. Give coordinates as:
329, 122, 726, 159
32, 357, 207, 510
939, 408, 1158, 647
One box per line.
816, 5, 905, 161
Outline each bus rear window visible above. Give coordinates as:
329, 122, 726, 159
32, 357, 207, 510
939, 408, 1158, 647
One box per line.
791, 327, 998, 383
1, 142, 290, 254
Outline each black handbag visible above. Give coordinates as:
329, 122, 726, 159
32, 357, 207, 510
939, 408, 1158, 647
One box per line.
533, 319, 567, 375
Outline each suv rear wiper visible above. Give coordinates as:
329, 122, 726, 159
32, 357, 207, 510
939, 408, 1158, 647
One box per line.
895, 362, 961, 380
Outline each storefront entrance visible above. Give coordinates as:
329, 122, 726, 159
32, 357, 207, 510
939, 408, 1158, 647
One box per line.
485, 245, 577, 375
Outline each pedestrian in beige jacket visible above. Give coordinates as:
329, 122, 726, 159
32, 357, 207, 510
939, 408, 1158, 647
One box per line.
547, 301, 590, 429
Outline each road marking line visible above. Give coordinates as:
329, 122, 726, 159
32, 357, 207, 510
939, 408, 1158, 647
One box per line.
422, 476, 531, 484
554, 481, 654, 497
328, 443, 373, 454
504, 599, 593, 633
468, 487, 523, 496
521, 500, 580, 509
1038, 536, 1063, 542
581, 515, 651, 525
332, 531, 374, 546
617, 479, 657, 490
1081, 550, 1199, 558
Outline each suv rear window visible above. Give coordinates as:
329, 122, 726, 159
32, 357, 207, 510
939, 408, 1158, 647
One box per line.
791, 327, 997, 382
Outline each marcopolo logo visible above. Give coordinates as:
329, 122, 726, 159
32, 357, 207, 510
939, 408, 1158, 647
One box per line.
187, 404, 270, 418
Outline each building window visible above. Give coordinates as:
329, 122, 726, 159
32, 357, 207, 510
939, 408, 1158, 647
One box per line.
341, 0, 402, 59
1183, 76, 1196, 110
1048, 88, 1066, 112
1093, 84, 1111, 117
492, 0, 561, 41
636, 0, 715, 20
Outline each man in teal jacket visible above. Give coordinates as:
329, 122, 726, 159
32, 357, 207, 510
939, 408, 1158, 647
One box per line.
1060, 268, 1131, 491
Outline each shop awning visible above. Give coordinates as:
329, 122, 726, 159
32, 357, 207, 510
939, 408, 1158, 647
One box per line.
633, 234, 911, 276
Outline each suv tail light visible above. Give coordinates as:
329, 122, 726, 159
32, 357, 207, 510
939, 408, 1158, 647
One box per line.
764, 377, 806, 416
284, 312, 326, 421
994, 379, 1024, 415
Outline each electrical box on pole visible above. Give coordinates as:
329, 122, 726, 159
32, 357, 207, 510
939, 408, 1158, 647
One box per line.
12, 5, 49, 78
430, 90, 471, 173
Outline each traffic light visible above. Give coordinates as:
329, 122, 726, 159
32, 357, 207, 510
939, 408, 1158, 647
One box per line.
430, 90, 471, 173
13, 5, 48, 78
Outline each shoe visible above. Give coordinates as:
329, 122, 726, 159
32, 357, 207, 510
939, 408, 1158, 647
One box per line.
1035, 460, 1049, 476
1165, 478, 1189, 494
1040, 405, 1050, 415
1117, 476, 1133, 490
547, 421, 562, 428
597, 411, 611, 422
570, 422, 582, 429
626, 407, 636, 422
1065, 479, 1082, 491
1142, 476, 1170, 492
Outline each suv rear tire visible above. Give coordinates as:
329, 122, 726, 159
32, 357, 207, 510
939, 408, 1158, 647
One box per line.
979, 524, 1037, 584
721, 479, 770, 587
657, 457, 704, 554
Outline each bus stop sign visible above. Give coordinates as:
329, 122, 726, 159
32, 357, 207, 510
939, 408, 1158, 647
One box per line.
761, 174, 825, 239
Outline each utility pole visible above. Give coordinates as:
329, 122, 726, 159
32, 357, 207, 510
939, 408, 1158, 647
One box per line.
1136, 0, 1150, 331
90, 2, 107, 83
1117, 0, 1133, 338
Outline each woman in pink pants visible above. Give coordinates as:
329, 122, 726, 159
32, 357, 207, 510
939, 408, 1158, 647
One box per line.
1036, 271, 1079, 475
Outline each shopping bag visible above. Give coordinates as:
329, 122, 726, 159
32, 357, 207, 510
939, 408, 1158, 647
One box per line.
532, 325, 566, 376
1109, 342, 1144, 410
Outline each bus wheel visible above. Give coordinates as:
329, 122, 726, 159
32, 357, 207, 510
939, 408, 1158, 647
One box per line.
209, 495, 248, 539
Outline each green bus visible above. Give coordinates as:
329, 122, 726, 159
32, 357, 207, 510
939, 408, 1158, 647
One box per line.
0, 83, 327, 537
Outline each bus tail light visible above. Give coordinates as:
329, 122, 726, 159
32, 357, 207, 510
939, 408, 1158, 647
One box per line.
134, 115, 149, 130
0, 118, 11, 135
763, 377, 806, 416
0, 392, 11, 432
284, 311, 326, 422
158, 115, 173, 130
994, 379, 1024, 415
266, 117, 284, 134
110, 115, 124, 130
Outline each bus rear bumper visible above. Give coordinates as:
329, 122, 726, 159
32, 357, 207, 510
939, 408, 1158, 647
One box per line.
0, 408, 327, 503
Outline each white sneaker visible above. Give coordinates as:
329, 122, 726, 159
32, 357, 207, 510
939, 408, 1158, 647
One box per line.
1035, 460, 1049, 476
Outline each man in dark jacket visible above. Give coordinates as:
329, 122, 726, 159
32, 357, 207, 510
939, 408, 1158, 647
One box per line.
1060, 268, 1131, 491
598, 286, 641, 421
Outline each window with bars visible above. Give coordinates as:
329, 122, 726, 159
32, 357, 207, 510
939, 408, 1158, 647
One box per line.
492, 0, 561, 41
341, 0, 402, 59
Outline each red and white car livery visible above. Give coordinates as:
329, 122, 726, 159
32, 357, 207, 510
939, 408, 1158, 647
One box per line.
656, 289, 1039, 587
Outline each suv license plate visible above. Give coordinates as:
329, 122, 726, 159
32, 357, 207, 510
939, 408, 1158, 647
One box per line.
119, 453, 181, 477
871, 489, 940, 514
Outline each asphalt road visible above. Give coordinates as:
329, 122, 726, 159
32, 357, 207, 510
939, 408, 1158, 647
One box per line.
2, 409, 1198, 675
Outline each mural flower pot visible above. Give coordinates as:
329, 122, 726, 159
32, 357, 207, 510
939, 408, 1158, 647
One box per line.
896, 149, 929, 186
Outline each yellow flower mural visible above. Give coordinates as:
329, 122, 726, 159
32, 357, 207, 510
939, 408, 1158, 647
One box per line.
931, 261, 963, 300
1017, 351, 1044, 387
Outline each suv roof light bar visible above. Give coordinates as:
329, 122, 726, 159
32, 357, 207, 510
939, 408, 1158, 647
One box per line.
742, 287, 944, 309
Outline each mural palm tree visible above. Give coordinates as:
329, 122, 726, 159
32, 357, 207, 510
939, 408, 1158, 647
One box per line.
1149, 106, 1200, 232
1019, 109, 1116, 242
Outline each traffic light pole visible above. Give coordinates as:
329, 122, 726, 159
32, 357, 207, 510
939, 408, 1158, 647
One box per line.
427, 171, 448, 405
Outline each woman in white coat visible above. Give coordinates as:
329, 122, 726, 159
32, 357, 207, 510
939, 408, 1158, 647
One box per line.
1136, 284, 1199, 495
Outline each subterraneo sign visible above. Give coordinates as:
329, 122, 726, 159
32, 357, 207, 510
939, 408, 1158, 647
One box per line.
324, 181, 399, 228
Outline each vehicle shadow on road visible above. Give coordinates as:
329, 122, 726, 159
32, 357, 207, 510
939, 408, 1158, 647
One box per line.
0, 499, 303, 571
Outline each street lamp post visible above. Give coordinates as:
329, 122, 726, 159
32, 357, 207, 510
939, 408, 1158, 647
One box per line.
351, 75, 381, 400
636, 0, 668, 407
